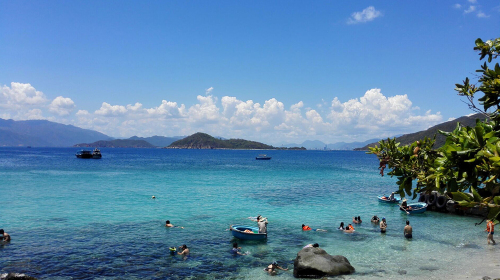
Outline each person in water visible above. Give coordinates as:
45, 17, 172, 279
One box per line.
231, 242, 246, 255
302, 224, 327, 232
257, 216, 268, 234
380, 217, 387, 233
178, 244, 190, 255
264, 261, 288, 276
303, 243, 319, 248
352, 217, 359, 224
165, 220, 184, 229
0, 229, 10, 242
338, 222, 345, 230
371, 215, 379, 223
345, 224, 354, 231
404, 220, 412, 239
486, 219, 496, 245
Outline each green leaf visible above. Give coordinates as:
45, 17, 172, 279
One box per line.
451, 192, 473, 202
471, 186, 482, 202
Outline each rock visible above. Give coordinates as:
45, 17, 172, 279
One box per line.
293, 247, 355, 278
1, 273, 37, 280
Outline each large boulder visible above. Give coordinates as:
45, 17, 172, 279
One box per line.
293, 247, 355, 278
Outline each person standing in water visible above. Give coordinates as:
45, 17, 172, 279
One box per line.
257, 216, 268, 234
404, 220, 412, 239
380, 217, 387, 233
231, 242, 246, 255
486, 219, 496, 245
0, 229, 10, 242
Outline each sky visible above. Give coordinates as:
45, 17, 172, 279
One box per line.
1, 1, 499, 146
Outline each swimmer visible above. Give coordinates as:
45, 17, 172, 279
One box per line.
344, 224, 355, 233
303, 243, 319, 249
165, 220, 184, 229
264, 261, 288, 276
353, 216, 361, 224
178, 244, 190, 255
380, 217, 387, 233
371, 215, 380, 223
338, 222, 345, 230
302, 224, 327, 232
0, 229, 10, 242
152, 195, 156, 199
404, 220, 412, 239
231, 242, 246, 256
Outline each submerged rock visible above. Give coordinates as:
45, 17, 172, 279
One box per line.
1, 273, 37, 280
293, 247, 355, 278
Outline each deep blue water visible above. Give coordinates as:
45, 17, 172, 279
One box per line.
0, 148, 494, 279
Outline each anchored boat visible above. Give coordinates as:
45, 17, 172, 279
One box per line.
230, 225, 267, 240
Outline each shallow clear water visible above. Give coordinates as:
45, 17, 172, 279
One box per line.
0, 148, 496, 279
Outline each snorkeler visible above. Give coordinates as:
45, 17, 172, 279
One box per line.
264, 261, 288, 276
165, 220, 184, 229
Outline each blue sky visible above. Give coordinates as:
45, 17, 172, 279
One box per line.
1, 1, 499, 145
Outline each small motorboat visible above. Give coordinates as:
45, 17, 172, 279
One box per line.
400, 202, 428, 214
256, 154, 271, 160
377, 195, 401, 203
230, 225, 267, 240
76, 148, 102, 159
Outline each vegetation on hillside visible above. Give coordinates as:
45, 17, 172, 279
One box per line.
168, 132, 276, 149
75, 139, 155, 148
368, 37, 500, 221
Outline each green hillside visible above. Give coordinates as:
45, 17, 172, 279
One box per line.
168, 132, 275, 149
356, 113, 487, 150
74, 139, 156, 148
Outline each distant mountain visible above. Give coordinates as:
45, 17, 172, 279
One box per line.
356, 113, 487, 150
327, 138, 382, 150
168, 132, 275, 149
0, 118, 112, 147
75, 139, 156, 148
127, 135, 184, 147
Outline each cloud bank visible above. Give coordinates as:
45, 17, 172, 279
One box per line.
0, 82, 443, 145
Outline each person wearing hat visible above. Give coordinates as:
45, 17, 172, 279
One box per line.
380, 217, 387, 233
389, 192, 395, 201
257, 215, 268, 234
264, 261, 288, 275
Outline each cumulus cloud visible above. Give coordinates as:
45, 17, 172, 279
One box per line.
49, 96, 75, 116
95, 102, 127, 116
464, 5, 477, 13
0, 82, 48, 109
347, 6, 382, 24
477, 11, 489, 17
1, 82, 445, 145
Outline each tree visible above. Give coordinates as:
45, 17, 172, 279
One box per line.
368, 37, 500, 221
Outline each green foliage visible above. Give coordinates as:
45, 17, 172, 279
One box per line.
169, 132, 275, 149
369, 37, 500, 217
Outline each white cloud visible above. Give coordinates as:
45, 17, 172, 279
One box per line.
0, 82, 48, 109
468, 0, 477, 3
477, 11, 489, 18
205, 87, 214, 95
95, 102, 127, 116
0, 81, 445, 145
49, 96, 75, 116
454, 4, 462, 9
464, 5, 476, 13
347, 6, 382, 24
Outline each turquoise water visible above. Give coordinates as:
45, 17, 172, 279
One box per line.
0, 148, 495, 279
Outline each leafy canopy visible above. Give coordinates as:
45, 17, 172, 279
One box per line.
368, 37, 500, 221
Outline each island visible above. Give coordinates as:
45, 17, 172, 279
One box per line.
167, 132, 305, 150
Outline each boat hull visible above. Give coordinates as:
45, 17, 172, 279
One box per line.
400, 202, 428, 214
377, 196, 401, 203
230, 225, 267, 240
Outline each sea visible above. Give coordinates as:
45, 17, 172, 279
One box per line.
0, 147, 498, 279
